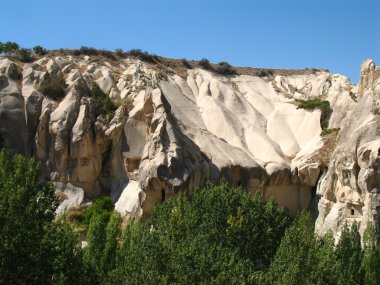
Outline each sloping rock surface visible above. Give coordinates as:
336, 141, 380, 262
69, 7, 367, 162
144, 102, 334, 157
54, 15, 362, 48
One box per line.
0, 54, 377, 235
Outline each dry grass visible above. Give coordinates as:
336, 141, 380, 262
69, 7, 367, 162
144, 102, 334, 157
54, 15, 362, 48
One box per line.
113, 96, 134, 111
55, 191, 68, 203
65, 205, 84, 222
3, 49, 329, 83
308, 132, 338, 167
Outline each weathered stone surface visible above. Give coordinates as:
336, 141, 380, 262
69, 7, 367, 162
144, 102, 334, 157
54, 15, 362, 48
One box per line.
315, 60, 380, 238
0, 58, 22, 80
114, 180, 145, 218
55, 182, 85, 214
0, 53, 377, 237
0, 75, 29, 154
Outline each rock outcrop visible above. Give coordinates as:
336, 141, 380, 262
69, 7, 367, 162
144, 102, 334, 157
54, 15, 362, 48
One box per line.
315, 59, 380, 238
0, 53, 378, 236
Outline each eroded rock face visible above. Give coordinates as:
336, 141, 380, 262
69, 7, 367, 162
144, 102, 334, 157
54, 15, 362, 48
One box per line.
315, 59, 380, 238
0, 75, 29, 154
0, 54, 377, 234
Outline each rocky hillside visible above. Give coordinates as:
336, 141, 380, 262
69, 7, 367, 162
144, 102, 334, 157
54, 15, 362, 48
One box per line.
0, 51, 378, 237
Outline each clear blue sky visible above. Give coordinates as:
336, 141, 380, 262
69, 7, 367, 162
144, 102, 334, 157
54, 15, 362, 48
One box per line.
1, 0, 379, 83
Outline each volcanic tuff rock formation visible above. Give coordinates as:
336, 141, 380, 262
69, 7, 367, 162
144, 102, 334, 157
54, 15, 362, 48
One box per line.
0, 53, 378, 237
315, 59, 380, 238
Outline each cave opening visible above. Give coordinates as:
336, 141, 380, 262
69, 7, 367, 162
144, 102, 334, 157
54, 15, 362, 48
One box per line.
161, 189, 166, 202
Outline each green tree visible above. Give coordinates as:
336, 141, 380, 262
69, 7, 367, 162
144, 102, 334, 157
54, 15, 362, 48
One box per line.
0, 151, 57, 284
100, 211, 122, 278
83, 212, 108, 276
0, 41, 19, 55
185, 182, 291, 270
335, 222, 364, 285
83, 196, 114, 227
111, 182, 290, 284
110, 221, 168, 285
33, 45, 47, 55
313, 232, 339, 285
361, 223, 380, 285
115, 48, 124, 57
17, 48, 33, 62
45, 216, 86, 284
268, 211, 318, 285
0, 151, 93, 284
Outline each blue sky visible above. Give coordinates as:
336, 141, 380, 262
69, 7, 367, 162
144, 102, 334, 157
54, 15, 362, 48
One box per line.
1, 0, 379, 83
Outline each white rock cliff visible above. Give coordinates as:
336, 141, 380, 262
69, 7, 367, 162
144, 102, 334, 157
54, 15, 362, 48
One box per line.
0, 53, 378, 236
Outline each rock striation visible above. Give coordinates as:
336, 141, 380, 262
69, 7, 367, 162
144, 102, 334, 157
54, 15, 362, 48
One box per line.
315, 59, 380, 238
0, 53, 378, 236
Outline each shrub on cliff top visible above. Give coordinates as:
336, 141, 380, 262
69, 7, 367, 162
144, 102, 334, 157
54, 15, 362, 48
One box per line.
216, 61, 237, 75
198, 58, 213, 70
127, 49, 158, 63
33, 45, 48, 56
297, 99, 332, 129
0, 41, 19, 56
79, 46, 98, 55
181, 58, 192, 69
17, 48, 33, 63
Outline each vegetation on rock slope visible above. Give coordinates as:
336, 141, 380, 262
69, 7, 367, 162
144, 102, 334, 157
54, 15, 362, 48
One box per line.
1, 151, 379, 284
1, 41, 326, 80
296, 98, 332, 129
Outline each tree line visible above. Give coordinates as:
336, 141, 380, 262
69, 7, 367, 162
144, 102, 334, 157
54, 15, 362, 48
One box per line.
0, 151, 379, 284
0, 41, 47, 63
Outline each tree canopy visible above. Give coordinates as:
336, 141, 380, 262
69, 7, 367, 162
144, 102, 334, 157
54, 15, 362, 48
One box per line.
1, 151, 380, 284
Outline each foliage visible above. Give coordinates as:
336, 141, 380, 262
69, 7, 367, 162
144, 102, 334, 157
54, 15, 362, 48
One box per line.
38, 74, 68, 99
127, 48, 158, 63
83, 201, 121, 283
268, 213, 342, 285
257, 69, 273, 77
3, 150, 380, 284
362, 223, 380, 285
312, 233, 339, 285
33, 45, 48, 55
0, 151, 99, 284
268, 211, 319, 285
99, 49, 115, 59
112, 96, 134, 112
335, 222, 364, 285
297, 98, 330, 110
71, 49, 82, 56
115, 48, 125, 57
90, 83, 117, 118
216, 61, 237, 75
100, 212, 122, 276
110, 220, 168, 285
84, 212, 108, 278
83, 196, 114, 227
45, 216, 86, 284
80, 46, 98, 55
296, 99, 332, 129
181, 58, 192, 68
321, 127, 340, 136
16, 48, 33, 62
0, 41, 19, 55
111, 181, 291, 284
198, 58, 213, 70
0, 151, 55, 283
